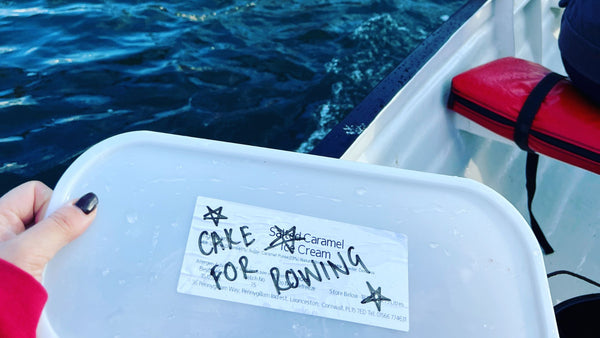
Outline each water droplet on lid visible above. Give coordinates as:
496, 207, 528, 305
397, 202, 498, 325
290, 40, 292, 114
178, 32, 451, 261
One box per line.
429, 242, 440, 249
152, 231, 159, 248
126, 211, 138, 224
452, 228, 463, 238
355, 187, 367, 196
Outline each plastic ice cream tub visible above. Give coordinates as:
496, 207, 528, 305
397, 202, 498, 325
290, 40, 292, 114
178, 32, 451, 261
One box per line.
38, 131, 558, 337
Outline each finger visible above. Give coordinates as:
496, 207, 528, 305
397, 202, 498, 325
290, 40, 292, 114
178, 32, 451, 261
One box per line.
0, 181, 53, 237
15, 193, 98, 278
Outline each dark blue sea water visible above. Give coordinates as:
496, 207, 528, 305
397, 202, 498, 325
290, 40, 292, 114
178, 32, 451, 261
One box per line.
0, 0, 467, 194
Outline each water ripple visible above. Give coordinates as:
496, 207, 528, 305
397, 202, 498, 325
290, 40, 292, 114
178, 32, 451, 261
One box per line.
0, 96, 37, 108
0, 0, 468, 193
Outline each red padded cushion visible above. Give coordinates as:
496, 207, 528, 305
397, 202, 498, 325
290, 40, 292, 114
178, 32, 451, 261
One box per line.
449, 57, 600, 174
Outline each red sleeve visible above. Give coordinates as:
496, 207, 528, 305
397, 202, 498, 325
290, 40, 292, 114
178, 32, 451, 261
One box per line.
0, 259, 48, 338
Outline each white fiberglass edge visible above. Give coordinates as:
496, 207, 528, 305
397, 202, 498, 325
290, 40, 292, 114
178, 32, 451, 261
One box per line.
343, 0, 600, 309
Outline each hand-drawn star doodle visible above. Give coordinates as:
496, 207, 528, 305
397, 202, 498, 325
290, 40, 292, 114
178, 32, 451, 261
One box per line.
361, 281, 391, 312
203, 206, 228, 227
263, 225, 305, 254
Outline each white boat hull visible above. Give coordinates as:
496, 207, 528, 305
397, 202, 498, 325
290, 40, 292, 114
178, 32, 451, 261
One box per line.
343, 0, 600, 305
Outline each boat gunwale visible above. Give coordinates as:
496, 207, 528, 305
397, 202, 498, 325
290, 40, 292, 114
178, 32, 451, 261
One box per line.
310, 0, 487, 158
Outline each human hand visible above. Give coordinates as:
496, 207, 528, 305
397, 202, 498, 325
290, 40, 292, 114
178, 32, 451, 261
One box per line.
0, 181, 98, 282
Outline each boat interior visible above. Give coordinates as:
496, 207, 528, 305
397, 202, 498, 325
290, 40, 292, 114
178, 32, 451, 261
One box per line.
316, 0, 599, 307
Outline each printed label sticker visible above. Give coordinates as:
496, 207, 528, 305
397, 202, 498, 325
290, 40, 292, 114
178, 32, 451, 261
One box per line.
177, 196, 409, 331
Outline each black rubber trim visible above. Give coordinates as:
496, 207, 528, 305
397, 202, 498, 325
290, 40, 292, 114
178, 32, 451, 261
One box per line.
311, 0, 487, 158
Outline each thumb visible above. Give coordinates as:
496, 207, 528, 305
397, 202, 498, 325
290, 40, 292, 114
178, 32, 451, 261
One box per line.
15, 193, 98, 280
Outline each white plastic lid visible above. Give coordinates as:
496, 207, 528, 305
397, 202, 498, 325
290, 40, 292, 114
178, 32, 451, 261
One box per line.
39, 131, 557, 337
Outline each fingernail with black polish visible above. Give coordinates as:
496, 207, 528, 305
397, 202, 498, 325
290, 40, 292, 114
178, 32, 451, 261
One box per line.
75, 192, 99, 215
